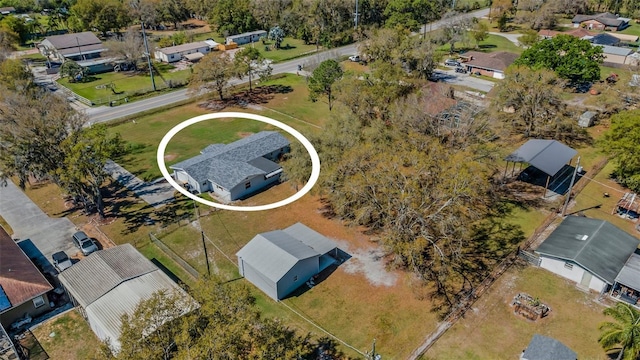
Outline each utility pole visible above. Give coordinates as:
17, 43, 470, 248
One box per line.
562, 156, 581, 216
354, 0, 360, 30
141, 20, 156, 91
193, 200, 211, 276
367, 339, 380, 360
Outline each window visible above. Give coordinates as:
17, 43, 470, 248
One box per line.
293, 275, 298, 281
564, 262, 573, 270
32, 295, 45, 308
245, 182, 251, 189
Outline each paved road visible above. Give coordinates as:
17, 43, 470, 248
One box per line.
85, 8, 492, 124
0, 181, 78, 272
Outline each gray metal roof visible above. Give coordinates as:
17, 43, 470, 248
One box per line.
505, 139, 577, 177
589, 33, 620, 46
615, 253, 640, 290
596, 44, 634, 56
58, 244, 158, 308
580, 111, 597, 120
157, 41, 210, 55
536, 216, 640, 284
522, 334, 577, 360
170, 131, 289, 190
283, 223, 338, 255
42, 31, 102, 50
227, 30, 267, 40
237, 232, 318, 283
85, 271, 191, 351
248, 157, 281, 173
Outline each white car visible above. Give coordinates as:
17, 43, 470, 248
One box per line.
348, 55, 361, 62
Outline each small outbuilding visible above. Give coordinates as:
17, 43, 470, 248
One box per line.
58, 244, 196, 351
535, 216, 640, 293
236, 223, 339, 301
521, 334, 577, 360
154, 41, 211, 63
578, 111, 597, 128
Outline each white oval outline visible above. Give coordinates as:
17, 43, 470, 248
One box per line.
157, 112, 320, 211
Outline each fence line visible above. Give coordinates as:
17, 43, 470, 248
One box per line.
149, 233, 200, 280
408, 158, 611, 359
55, 82, 93, 106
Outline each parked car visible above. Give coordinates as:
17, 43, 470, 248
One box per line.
444, 59, 460, 67
455, 66, 467, 74
348, 55, 361, 62
72, 231, 98, 256
52, 251, 73, 272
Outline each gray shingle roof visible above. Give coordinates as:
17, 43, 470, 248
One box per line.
572, 12, 628, 27
596, 44, 634, 56
170, 131, 289, 190
236, 223, 337, 283
522, 334, 577, 360
58, 244, 158, 308
589, 33, 621, 46
505, 139, 577, 177
536, 216, 640, 284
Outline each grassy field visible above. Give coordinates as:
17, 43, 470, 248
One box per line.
621, 21, 640, 37
241, 37, 320, 63
58, 64, 190, 104
438, 33, 523, 55
32, 309, 103, 360
110, 74, 329, 181
426, 265, 610, 359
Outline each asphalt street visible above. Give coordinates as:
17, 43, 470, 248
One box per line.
85, 8, 492, 124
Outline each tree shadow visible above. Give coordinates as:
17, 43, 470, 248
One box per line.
198, 85, 294, 111
479, 44, 497, 49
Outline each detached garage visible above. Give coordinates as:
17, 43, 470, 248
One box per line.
236, 223, 339, 300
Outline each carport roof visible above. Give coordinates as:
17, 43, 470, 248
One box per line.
505, 139, 577, 177
615, 253, 640, 290
535, 216, 640, 284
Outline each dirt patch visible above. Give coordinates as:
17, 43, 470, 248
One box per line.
164, 153, 178, 161
31, 309, 103, 360
340, 243, 398, 287
237, 132, 255, 138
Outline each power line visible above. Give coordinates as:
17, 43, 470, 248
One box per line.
576, 173, 628, 194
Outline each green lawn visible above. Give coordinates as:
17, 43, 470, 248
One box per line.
109, 74, 329, 181
240, 37, 320, 63
57, 64, 191, 105
621, 21, 640, 37
438, 33, 523, 54
32, 310, 103, 360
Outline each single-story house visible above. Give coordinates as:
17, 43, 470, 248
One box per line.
0, 7, 15, 15
38, 31, 113, 73
58, 244, 195, 352
535, 216, 640, 294
0, 226, 53, 330
154, 41, 211, 63
521, 334, 577, 360
170, 131, 290, 202
236, 223, 339, 300
595, 44, 635, 65
586, 33, 621, 46
226, 30, 267, 45
572, 12, 630, 31
607, 33, 639, 43
459, 51, 519, 79
539, 28, 594, 40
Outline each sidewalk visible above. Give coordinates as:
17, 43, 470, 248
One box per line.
104, 160, 175, 208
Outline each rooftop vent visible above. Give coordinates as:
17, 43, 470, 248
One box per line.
575, 234, 589, 241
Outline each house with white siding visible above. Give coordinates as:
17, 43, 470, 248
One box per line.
154, 41, 211, 63
226, 30, 267, 45
535, 216, 640, 294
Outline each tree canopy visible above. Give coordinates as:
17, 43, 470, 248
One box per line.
233, 47, 271, 92
515, 35, 604, 84
308, 59, 343, 111
599, 302, 640, 360
599, 109, 640, 193
188, 51, 234, 100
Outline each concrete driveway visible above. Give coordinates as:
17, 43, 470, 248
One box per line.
432, 69, 496, 93
0, 181, 79, 273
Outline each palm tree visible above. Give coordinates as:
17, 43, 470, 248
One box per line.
599, 302, 640, 360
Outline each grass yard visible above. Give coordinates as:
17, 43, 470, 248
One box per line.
110, 74, 330, 181
621, 21, 640, 37
426, 265, 610, 359
437, 33, 523, 55
31, 309, 103, 360
57, 64, 190, 105
241, 37, 320, 63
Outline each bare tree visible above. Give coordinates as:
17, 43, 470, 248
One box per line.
103, 29, 145, 71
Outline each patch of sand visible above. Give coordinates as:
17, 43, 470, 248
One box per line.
164, 153, 178, 161
336, 239, 398, 287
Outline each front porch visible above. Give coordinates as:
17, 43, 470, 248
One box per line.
609, 252, 640, 308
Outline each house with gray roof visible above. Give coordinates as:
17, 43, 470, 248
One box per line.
572, 12, 630, 31
154, 41, 212, 63
38, 32, 113, 74
535, 216, 640, 293
236, 223, 339, 300
521, 334, 576, 360
170, 131, 290, 202
58, 244, 195, 352
593, 44, 635, 65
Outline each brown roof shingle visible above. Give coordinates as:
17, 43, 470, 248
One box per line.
463, 51, 519, 72
0, 227, 52, 311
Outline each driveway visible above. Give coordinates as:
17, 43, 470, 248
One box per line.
0, 181, 78, 273
489, 32, 522, 46
104, 160, 175, 208
432, 69, 496, 93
